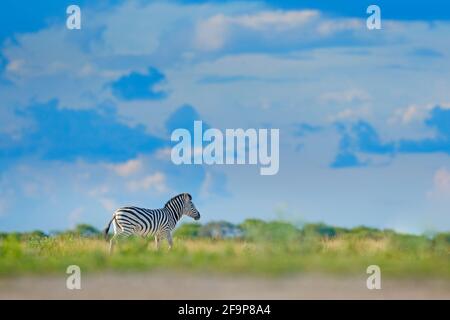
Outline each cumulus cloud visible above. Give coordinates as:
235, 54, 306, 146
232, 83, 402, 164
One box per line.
88, 185, 110, 197
398, 107, 450, 154
194, 9, 366, 53
0, 100, 165, 164
389, 102, 450, 125
391, 105, 428, 125
108, 158, 143, 177
126, 172, 168, 193
195, 10, 319, 51
327, 107, 372, 123
320, 89, 371, 105
433, 168, 450, 193
99, 197, 118, 212
427, 167, 450, 199
332, 106, 450, 168
154, 147, 173, 161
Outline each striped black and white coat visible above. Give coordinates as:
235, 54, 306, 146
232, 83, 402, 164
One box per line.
104, 193, 200, 253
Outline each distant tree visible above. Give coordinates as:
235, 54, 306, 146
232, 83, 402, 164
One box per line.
302, 223, 340, 238
73, 224, 100, 237
349, 226, 384, 239
240, 219, 266, 230
199, 221, 243, 239
431, 232, 450, 253
434, 232, 450, 244
6, 232, 21, 241
20, 230, 48, 240
174, 223, 202, 239
240, 219, 300, 242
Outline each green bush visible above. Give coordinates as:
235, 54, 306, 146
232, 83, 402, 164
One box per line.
302, 223, 341, 238
198, 221, 243, 239
74, 224, 100, 237
240, 219, 301, 242
54, 224, 100, 238
348, 225, 385, 239
174, 223, 202, 239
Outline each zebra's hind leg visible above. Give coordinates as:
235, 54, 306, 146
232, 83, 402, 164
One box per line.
167, 232, 173, 250
109, 234, 117, 255
109, 219, 120, 255
109, 230, 131, 255
154, 235, 161, 250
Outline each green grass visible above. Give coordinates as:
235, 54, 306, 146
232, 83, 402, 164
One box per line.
0, 229, 448, 279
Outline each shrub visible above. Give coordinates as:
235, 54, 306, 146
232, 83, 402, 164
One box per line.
302, 223, 341, 238
240, 219, 300, 242
174, 223, 202, 239
199, 221, 243, 239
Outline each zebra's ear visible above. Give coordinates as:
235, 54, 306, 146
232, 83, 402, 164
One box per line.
183, 193, 192, 201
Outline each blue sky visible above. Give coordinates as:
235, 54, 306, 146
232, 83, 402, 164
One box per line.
1, 0, 450, 233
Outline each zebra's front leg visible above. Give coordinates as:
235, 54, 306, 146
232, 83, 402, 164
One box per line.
167, 232, 173, 250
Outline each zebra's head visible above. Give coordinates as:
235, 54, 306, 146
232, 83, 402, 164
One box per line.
181, 193, 200, 220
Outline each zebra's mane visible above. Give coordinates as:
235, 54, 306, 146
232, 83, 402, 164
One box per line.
164, 193, 191, 208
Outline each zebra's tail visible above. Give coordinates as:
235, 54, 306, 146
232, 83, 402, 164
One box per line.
103, 216, 115, 241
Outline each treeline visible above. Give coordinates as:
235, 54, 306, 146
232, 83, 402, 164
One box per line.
174, 220, 450, 247
0, 224, 100, 240
1, 219, 449, 245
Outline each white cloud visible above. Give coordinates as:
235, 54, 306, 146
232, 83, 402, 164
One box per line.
316, 19, 363, 36
428, 167, 450, 199
389, 104, 433, 125
108, 158, 143, 177
88, 185, 110, 197
126, 172, 168, 193
195, 10, 320, 51
320, 89, 371, 105
99, 198, 118, 212
6, 59, 24, 73
389, 102, 450, 125
194, 9, 366, 52
434, 168, 450, 193
232, 10, 319, 30
195, 14, 229, 51
155, 147, 172, 161
327, 106, 372, 122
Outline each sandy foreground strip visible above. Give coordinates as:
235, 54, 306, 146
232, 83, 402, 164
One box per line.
0, 272, 449, 299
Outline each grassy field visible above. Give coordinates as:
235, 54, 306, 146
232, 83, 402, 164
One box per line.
0, 220, 449, 279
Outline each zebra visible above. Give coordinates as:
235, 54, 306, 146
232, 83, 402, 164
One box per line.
103, 193, 200, 254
